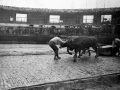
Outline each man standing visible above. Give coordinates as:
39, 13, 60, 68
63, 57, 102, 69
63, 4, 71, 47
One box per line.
49, 36, 65, 60
112, 38, 120, 55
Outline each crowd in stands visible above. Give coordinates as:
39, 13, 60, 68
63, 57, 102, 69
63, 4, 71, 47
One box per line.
0, 24, 114, 36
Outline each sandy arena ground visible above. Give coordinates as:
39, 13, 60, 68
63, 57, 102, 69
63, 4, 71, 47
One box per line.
0, 44, 120, 90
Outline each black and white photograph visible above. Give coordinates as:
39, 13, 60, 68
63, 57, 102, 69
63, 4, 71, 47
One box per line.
0, 0, 120, 90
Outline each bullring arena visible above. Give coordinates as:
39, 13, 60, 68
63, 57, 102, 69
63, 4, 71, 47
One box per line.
0, 2, 120, 90
0, 44, 120, 90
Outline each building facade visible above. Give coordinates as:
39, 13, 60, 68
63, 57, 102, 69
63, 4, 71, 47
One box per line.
0, 5, 120, 27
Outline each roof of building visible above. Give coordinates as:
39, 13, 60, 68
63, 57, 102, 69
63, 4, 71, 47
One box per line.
0, 5, 120, 13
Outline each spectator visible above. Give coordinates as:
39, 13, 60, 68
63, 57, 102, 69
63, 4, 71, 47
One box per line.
112, 38, 120, 55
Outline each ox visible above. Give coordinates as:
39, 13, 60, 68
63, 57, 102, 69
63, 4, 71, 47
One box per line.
60, 36, 99, 62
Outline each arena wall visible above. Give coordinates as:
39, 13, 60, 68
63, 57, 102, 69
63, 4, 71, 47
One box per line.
0, 34, 53, 44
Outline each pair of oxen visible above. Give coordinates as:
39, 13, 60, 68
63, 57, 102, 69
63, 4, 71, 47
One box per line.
60, 36, 99, 62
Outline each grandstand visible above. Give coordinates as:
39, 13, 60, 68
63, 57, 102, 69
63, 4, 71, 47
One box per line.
0, 5, 120, 44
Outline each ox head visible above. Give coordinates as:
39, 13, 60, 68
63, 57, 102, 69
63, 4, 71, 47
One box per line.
60, 39, 74, 50
60, 40, 69, 48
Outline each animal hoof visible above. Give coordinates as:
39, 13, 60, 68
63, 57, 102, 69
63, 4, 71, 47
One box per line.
95, 55, 98, 58
73, 60, 76, 62
69, 53, 72, 55
89, 54, 91, 56
73, 57, 77, 62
